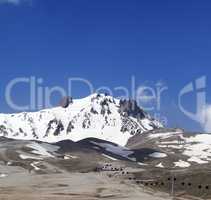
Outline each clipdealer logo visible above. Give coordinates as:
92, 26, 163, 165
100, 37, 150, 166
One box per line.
178, 76, 207, 124
4, 76, 168, 125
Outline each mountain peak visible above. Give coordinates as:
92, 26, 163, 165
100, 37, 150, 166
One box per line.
0, 94, 163, 146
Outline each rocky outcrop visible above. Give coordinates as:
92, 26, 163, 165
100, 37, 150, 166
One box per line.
119, 99, 146, 119
59, 96, 73, 108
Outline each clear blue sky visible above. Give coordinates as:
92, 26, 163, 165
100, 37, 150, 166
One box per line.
0, 0, 211, 132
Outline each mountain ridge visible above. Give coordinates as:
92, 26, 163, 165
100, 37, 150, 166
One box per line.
0, 93, 162, 146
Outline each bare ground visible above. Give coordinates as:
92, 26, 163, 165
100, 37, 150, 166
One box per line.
0, 164, 170, 200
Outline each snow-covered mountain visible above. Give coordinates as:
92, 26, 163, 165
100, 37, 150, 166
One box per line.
0, 93, 162, 146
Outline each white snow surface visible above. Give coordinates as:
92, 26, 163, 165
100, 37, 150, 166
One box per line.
91, 141, 136, 161
30, 161, 41, 171
26, 142, 60, 158
156, 163, 164, 168
64, 155, 78, 160
150, 130, 211, 166
102, 154, 118, 161
138, 162, 148, 166
0, 94, 162, 146
174, 160, 190, 168
19, 154, 43, 160
187, 156, 208, 164
149, 152, 167, 158
149, 131, 183, 140
0, 173, 8, 178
